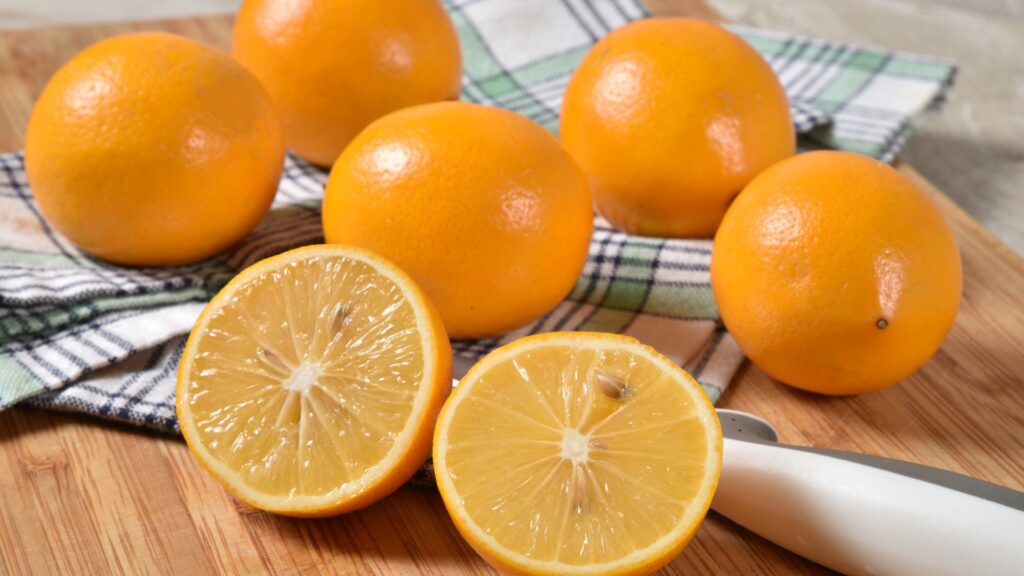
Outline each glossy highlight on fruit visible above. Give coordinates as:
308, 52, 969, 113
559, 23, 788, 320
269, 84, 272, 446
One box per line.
561, 18, 794, 238
24, 32, 284, 266
232, 0, 462, 166
323, 101, 593, 340
177, 245, 452, 516
434, 332, 722, 575
712, 151, 962, 395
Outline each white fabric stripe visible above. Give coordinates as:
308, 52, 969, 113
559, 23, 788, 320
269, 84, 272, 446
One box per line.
0, 277, 179, 302
0, 272, 195, 290
789, 50, 852, 97
27, 337, 185, 430
564, 0, 606, 38
590, 1, 631, 29
617, 0, 646, 19
8, 303, 202, 389
12, 348, 64, 387
691, 333, 745, 400
649, 246, 712, 267
798, 61, 846, 101
56, 331, 120, 364
26, 342, 89, 388
99, 303, 204, 347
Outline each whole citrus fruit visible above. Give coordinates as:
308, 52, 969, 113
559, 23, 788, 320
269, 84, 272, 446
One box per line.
711, 151, 962, 395
322, 102, 593, 340
232, 0, 462, 166
560, 18, 794, 238
24, 32, 284, 267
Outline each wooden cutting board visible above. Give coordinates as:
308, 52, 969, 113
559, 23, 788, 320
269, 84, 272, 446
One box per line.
1, 1, 1022, 574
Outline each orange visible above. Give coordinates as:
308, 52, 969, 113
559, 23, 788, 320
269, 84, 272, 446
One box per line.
560, 18, 794, 238
434, 332, 722, 575
177, 245, 451, 516
711, 151, 962, 395
322, 102, 593, 340
24, 32, 284, 267
232, 0, 462, 166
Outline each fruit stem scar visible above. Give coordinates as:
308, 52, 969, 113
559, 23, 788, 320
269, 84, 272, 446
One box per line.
876, 318, 889, 329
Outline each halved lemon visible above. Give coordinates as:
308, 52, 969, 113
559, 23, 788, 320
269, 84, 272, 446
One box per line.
177, 245, 451, 517
433, 332, 722, 575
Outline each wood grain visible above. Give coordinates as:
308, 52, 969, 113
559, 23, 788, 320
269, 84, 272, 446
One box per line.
1, 1, 1022, 574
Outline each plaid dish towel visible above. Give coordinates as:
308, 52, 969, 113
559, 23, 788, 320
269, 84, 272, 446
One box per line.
0, 0, 955, 433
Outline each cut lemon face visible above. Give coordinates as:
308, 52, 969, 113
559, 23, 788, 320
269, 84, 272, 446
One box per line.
177, 245, 451, 517
433, 332, 722, 575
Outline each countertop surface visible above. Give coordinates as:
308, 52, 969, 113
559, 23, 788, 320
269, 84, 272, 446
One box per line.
1, 1, 1023, 574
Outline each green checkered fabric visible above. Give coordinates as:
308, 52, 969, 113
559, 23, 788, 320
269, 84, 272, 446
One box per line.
734, 25, 956, 159
0, 0, 954, 432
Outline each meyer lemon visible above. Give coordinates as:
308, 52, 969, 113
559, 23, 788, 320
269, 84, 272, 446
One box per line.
560, 19, 794, 238
177, 245, 451, 516
712, 151, 962, 395
433, 332, 722, 575
322, 102, 593, 340
25, 32, 284, 266
232, 0, 462, 166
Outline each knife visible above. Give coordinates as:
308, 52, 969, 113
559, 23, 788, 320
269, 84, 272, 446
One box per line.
714, 408, 1024, 576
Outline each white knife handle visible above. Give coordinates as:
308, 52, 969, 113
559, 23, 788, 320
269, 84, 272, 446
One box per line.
711, 438, 1024, 576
